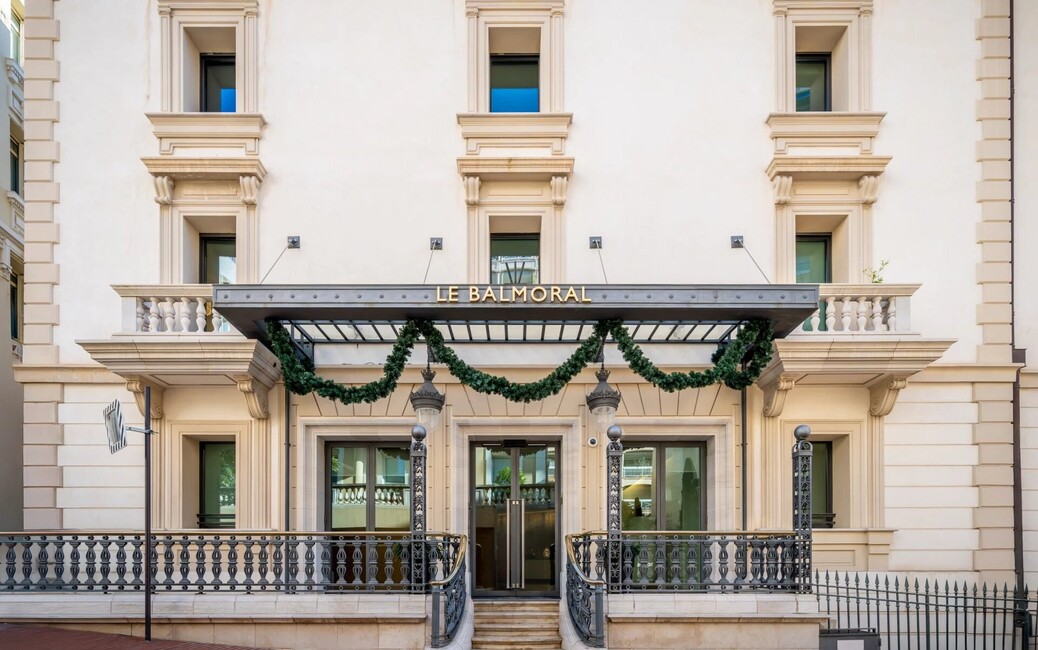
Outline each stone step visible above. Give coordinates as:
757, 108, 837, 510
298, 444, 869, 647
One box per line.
472, 639, 564, 650
474, 630, 561, 641
475, 622, 560, 633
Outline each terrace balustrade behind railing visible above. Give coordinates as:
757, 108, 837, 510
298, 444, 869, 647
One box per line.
1, 531, 464, 594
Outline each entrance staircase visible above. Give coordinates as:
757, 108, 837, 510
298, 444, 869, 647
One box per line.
472, 601, 563, 650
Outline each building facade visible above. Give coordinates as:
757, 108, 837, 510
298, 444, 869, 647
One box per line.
3, 0, 1038, 648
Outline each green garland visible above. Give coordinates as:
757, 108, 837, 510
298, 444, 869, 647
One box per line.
266, 317, 774, 405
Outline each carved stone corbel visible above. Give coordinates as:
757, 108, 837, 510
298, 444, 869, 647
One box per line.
772, 175, 793, 205
550, 176, 568, 206
859, 175, 879, 205
236, 376, 270, 419
240, 175, 261, 206
762, 375, 796, 417
125, 377, 164, 420
868, 376, 907, 417
463, 176, 481, 206
153, 176, 174, 205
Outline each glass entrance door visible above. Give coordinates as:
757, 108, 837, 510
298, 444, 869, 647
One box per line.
472, 442, 558, 598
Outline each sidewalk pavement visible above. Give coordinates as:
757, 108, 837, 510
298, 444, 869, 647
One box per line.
0, 624, 255, 649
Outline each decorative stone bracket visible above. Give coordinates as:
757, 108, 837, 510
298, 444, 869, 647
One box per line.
867, 376, 908, 417
762, 375, 796, 417
126, 377, 165, 420
235, 375, 270, 419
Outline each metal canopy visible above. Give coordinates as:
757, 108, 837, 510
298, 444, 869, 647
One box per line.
214, 284, 819, 355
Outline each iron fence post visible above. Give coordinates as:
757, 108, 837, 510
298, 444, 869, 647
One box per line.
791, 424, 812, 593
410, 425, 428, 589
606, 425, 623, 590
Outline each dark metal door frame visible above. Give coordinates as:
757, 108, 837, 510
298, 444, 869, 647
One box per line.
470, 438, 561, 599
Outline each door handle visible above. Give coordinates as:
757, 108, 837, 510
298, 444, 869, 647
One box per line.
506, 500, 511, 589
520, 498, 526, 589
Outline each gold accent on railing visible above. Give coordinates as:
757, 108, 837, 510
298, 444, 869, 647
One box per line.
564, 533, 605, 588
429, 534, 468, 589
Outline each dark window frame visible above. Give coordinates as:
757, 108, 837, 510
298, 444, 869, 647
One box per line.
489, 53, 540, 113
200, 53, 236, 113
325, 441, 411, 532
795, 233, 833, 283
489, 233, 540, 285
795, 52, 832, 112
199, 235, 236, 285
9, 136, 20, 196
621, 441, 708, 532
8, 268, 19, 342
198, 441, 235, 529
812, 441, 835, 529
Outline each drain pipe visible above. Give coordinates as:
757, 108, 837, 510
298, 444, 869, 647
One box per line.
1008, 0, 1026, 596
741, 387, 748, 531
284, 384, 292, 533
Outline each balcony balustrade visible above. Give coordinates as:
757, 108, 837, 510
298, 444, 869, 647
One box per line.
113, 285, 235, 335
6, 58, 22, 127
794, 284, 919, 336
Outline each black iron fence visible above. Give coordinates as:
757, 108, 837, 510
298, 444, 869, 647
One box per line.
429, 536, 468, 648
565, 534, 606, 647
2, 532, 464, 594
815, 571, 1038, 649
568, 530, 809, 593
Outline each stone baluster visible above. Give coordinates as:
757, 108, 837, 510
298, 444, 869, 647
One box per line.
213, 310, 225, 332
872, 296, 885, 331
808, 306, 821, 332
856, 296, 868, 332
180, 297, 191, 332
149, 297, 161, 332
840, 297, 852, 332
163, 298, 175, 332
196, 297, 207, 332
136, 298, 146, 332
824, 297, 836, 331
888, 299, 897, 331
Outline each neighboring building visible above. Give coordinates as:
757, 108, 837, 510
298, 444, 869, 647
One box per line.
0, 0, 24, 532
2, 0, 1038, 648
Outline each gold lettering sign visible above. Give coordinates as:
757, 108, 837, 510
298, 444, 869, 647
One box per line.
435, 286, 591, 304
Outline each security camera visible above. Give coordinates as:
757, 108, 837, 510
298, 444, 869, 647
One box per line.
587, 437, 599, 447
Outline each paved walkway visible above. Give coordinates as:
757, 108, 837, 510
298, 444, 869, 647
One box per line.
0, 624, 254, 649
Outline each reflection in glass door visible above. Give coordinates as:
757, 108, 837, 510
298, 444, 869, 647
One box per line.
472, 442, 558, 598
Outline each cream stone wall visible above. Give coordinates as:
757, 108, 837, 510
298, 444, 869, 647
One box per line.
9, 0, 1031, 590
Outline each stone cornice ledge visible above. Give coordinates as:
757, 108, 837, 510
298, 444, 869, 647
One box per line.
457, 156, 574, 180
146, 112, 266, 156
141, 157, 267, 181
758, 338, 954, 416
766, 111, 885, 138
457, 112, 573, 155
766, 156, 891, 180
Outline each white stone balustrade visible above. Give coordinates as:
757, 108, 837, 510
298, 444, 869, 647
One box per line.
6, 58, 23, 127
113, 285, 235, 335
795, 284, 919, 335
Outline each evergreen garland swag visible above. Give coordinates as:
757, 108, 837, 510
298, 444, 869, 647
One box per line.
266, 317, 774, 405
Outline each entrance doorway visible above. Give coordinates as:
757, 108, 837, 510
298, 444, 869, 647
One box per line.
471, 441, 559, 598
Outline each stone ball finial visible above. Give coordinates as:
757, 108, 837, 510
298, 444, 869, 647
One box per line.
793, 424, 811, 441
606, 425, 623, 443
411, 424, 427, 443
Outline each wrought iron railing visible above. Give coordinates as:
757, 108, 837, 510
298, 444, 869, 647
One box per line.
565, 533, 605, 647
1, 531, 463, 594
568, 530, 808, 593
473, 483, 555, 507
429, 535, 468, 648
816, 570, 1038, 649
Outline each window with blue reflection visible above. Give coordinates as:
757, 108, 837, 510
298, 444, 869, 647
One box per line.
490, 54, 539, 113
795, 53, 830, 112
201, 54, 236, 113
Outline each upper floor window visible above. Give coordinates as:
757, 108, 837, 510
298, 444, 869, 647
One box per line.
201, 54, 236, 113
795, 234, 831, 284
200, 235, 236, 285
7, 267, 19, 342
490, 54, 539, 113
621, 443, 705, 532
490, 233, 539, 284
795, 54, 830, 112
9, 10, 21, 65
9, 137, 20, 196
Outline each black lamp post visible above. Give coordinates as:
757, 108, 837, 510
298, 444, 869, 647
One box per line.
409, 357, 444, 536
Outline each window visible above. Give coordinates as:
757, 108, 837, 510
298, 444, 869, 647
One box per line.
795, 234, 831, 283
490, 54, 539, 113
200, 236, 236, 285
795, 54, 830, 112
621, 443, 705, 532
200, 54, 236, 113
812, 441, 835, 529
9, 137, 20, 196
7, 268, 19, 342
490, 234, 539, 284
9, 11, 20, 65
326, 443, 411, 531
198, 442, 235, 529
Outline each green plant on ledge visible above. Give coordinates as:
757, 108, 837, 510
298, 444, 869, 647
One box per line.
863, 259, 889, 284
